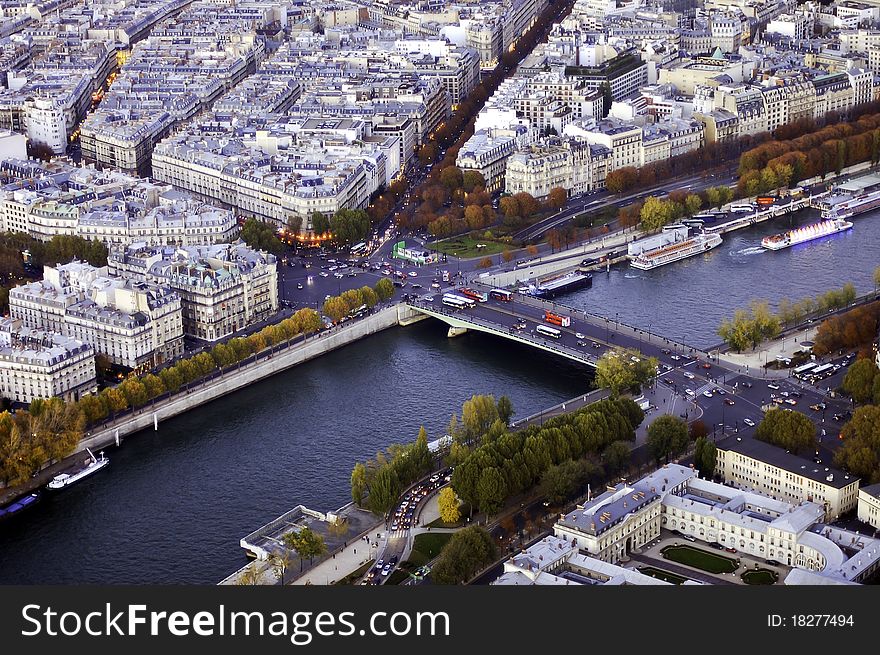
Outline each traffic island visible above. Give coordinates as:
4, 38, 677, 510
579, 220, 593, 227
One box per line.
660, 544, 738, 574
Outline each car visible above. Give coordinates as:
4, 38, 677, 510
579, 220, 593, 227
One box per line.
670, 529, 682, 536
297, 283, 303, 289
685, 389, 695, 397
424, 295, 434, 302
575, 332, 586, 339
431, 282, 441, 289
664, 377, 675, 384
328, 265, 338, 271
591, 341, 601, 349
389, 555, 399, 565
412, 283, 423, 289
810, 403, 826, 411
767, 383, 780, 390
334, 272, 344, 278
382, 564, 392, 576
702, 390, 713, 398
725, 546, 737, 553
741, 381, 753, 388
319, 271, 329, 277
708, 542, 724, 550
683, 372, 695, 379
743, 418, 755, 427
785, 398, 797, 405
701, 363, 711, 369
660, 348, 671, 355
724, 398, 735, 406
683, 535, 696, 542
577, 340, 587, 347
670, 354, 681, 361
813, 456, 823, 464
766, 559, 781, 567
376, 559, 384, 567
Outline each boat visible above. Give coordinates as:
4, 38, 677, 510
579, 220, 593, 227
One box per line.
47, 449, 109, 491
821, 187, 880, 220
761, 218, 853, 251
629, 232, 722, 270
0, 491, 40, 522
530, 268, 593, 298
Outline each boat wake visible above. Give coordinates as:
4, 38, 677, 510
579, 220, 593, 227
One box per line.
733, 247, 765, 256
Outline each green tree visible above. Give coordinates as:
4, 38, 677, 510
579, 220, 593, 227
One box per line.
438, 487, 461, 524
646, 415, 689, 464
476, 466, 506, 515
431, 526, 496, 585
119, 377, 148, 408
311, 212, 330, 235
540, 460, 590, 504
286, 215, 303, 237
843, 358, 879, 404
834, 405, 880, 482
440, 166, 464, 191
239, 218, 284, 255
283, 527, 327, 571
159, 366, 183, 394
358, 285, 378, 308
330, 209, 371, 245
460, 394, 500, 443
755, 408, 816, 455
694, 436, 717, 479
639, 196, 679, 231
496, 395, 514, 426
462, 170, 486, 193
367, 466, 400, 515
269, 549, 293, 585
594, 348, 658, 396
374, 277, 394, 301
602, 440, 631, 475
412, 426, 433, 477
351, 462, 368, 506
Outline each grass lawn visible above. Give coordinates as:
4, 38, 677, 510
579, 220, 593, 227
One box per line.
661, 545, 738, 574
429, 236, 509, 259
638, 566, 689, 585
407, 532, 453, 567
332, 560, 374, 585
741, 568, 778, 585
387, 569, 410, 585
426, 517, 465, 529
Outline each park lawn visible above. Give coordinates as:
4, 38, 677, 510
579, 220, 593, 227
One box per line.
638, 566, 689, 585
387, 569, 410, 585
407, 532, 453, 567
333, 560, 374, 585
741, 568, 778, 585
661, 545, 738, 574
429, 236, 509, 259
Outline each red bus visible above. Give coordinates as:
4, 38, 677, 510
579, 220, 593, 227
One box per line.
756, 196, 776, 206
490, 288, 513, 301
460, 288, 488, 302
544, 310, 571, 327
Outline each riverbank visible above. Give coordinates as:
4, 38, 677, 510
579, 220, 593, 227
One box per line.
0, 304, 425, 506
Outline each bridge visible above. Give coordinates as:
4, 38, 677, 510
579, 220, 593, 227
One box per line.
406, 284, 704, 368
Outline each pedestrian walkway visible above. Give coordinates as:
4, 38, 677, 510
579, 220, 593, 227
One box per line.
293, 535, 379, 586
717, 327, 818, 379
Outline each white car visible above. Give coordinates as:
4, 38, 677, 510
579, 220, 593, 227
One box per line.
685, 389, 695, 397
319, 271, 329, 277
743, 418, 756, 427
767, 383, 780, 390
702, 390, 713, 398
408, 271, 418, 277
334, 272, 344, 278
683, 372, 695, 379
575, 332, 585, 339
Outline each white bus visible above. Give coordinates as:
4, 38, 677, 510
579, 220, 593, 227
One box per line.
443, 293, 476, 308
729, 204, 755, 213
536, 324, 562, 339
809, 363, 835, 380
793, 362, 817, 378
442, 295, 470, 309
350, 241, 367, 255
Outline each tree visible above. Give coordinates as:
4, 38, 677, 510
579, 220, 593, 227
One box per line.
311, 211, 330, 235
286, 215, 303, 237
602, 440, 631, 475
235, 563, 262, 585
605, 167, 639, 193
418, 142, 439, 166
476, 466, 506, 515
374, 278, 394, 301
283, 527, 327, 571
496, 396, 514, 426
540, 460, 590, 504
269, 549, 293, 585
431, 526, 496, 585
755, 409, 816, 455
330, 209, 371, 245
440, 166, 464, 191
646, 415, 689, 464
239, 219, 283, 255
358, 285, 378, 308
351, 462, 368, 506
438, 487, 461, 524
834, 405, 880, 482
547, 187, 567, 210
594, 348, 658, 396
367, 466, 400, 515
461, 394, 500, 443
843, 358, 879, 404
462, 170, 485, 193
322, 296, 349, 324
477, 256, 492, 269
694, 436, 717, 479
501, 249, 513, 263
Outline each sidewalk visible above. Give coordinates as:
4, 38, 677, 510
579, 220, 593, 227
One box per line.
717, 327, 818, 379
292, 536, 379, 586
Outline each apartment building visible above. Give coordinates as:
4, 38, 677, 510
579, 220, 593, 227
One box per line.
504, 137, 611, 197
857, 483, 880, 531
0, 317, 96, 403
108, 242, 278, 342
456, 126, 533, 193
715, 435, 860, 521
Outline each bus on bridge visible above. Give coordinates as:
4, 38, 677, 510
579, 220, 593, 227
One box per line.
544, 310, 571, 327
536, 324, 562, 339
490, 288, 513, 301
460, 288, 488, 302
442, 293, 476, 309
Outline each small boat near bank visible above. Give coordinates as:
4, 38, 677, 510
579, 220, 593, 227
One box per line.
47, 449, 109, 491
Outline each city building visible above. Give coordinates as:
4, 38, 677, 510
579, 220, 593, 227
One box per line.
9, 261, 184, 369
857, 483, 880, 531
108, 241, 279, 342
0, 317, 96, 404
